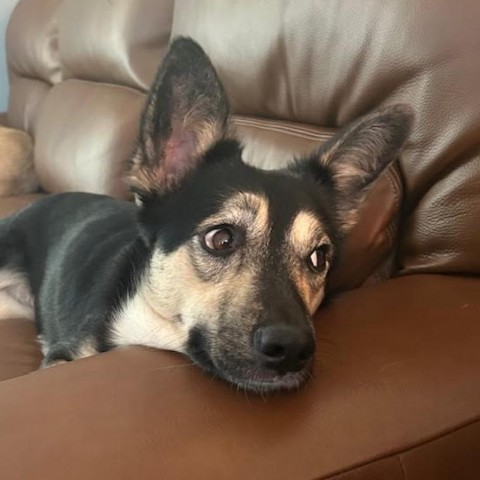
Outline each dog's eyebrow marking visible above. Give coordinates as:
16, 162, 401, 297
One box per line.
287, 211, 330, 314
200, 192, 270, 240
287, 211, 329, 253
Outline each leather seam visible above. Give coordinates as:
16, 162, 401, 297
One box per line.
233, 116, 335, 141
315, 415, 480, 480
7, 73, 53, 88
45, 76, 146, 96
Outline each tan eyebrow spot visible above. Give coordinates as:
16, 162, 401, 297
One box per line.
287, 211, 330, 314
288, 211, 329, 253
199, 192, 270, 241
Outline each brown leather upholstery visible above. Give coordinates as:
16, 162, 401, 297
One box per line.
1, 276, 479, 479
1, 0, 480, 478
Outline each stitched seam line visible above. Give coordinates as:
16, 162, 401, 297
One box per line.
233, 116, 335, 141
312, 415, 480, 480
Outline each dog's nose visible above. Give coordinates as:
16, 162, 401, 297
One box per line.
254, 326, 315, 373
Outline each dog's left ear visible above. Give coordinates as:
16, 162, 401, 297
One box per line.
290, 104, 413, 233
128, 37, 230, 201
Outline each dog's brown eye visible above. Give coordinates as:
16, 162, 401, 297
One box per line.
203, 226, 238, 254
307, 245, 330, 273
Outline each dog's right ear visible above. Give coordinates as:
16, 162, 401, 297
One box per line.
127, 37, 230, 202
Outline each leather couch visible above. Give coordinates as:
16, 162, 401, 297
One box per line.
1, 1, 479, 478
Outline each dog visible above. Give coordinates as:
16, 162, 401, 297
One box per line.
0, 38, 412, 392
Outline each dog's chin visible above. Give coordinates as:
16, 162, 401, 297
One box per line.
187, 347, 312, 393
218, 368, 311, 393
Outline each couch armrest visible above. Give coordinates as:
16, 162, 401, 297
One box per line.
1, 274, 479, 479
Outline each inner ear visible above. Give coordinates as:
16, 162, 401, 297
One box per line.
127, 37, 231, 201
290, 104, 414, 232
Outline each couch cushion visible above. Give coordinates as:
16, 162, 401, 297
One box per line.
0, 274, 479, 479
6, 0, 63, 133
59, 0, 174, 91
34, 79, 145, 197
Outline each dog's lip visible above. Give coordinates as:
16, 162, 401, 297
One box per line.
219, 367, 311, 392
195, 353, 312, 392
186, 340, 312, 392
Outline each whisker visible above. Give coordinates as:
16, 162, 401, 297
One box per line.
147, 362, 193, 372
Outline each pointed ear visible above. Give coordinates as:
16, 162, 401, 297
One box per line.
291, 104, 413, 233
127, 37, 230, 201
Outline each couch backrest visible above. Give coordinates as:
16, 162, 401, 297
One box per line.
6, 0, 480, 288
7, 0, 174, 198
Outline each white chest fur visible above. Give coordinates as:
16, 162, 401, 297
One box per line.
110, 284, 187, 353
0, 269, 34, 321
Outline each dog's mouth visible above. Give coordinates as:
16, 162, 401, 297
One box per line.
216, 365, 312, 393
186, 329, 312, 393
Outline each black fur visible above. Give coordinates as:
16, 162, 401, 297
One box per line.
0, 194, 149, 356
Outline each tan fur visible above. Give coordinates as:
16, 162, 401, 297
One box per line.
111, 193, 270, 355
74, 338, 99, 360
287, 211, 332, 314
0, 126, 37, 196
40, 359, 67, 369
198, 192, 270, 242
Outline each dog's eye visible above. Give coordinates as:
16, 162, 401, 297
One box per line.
202, 226, 239, 255
307, 245, 330, 273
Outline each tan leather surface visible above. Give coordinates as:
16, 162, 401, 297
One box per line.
0, 112, 7, 127
401, 157, 480, 275
6, 0, 62, 86
34, 79, 145, 197
1, 275, 479, 480
172, 0, 480, 276
233, 116, 334, 170
7, 76, 51, 134
6, 0, 60, 132
59, 0, 174, 91
0, 193, 46, 220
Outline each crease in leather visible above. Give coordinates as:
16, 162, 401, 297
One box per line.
234, 116, 335, 141
318, 414, 480, 480
396, 455, 407, 480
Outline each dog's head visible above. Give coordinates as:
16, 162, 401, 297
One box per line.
127, 38, 413, 392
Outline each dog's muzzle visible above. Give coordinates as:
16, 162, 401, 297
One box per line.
187, 325, 315, 392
